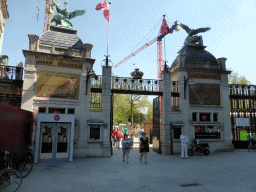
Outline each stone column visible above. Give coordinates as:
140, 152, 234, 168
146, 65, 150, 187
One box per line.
15, 61, 23, 80
101, 66, 112, 157
160, 70, 172, 155
221, 73, 234, 151
21, 52, 37, 113
28, 34, 39, 52
82, 44, 93, 58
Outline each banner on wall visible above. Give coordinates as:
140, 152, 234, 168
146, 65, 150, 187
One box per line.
36, 71, 80, 99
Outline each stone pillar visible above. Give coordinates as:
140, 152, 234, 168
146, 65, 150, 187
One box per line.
21, 52, 37, 113
101, 66, 112, 157
221, 73, 234, 151
15, 61, 23, 80
82, 44, 93, 58
217, 57, 227, 71
160, 70, 172, 155
28, 34, 39, 52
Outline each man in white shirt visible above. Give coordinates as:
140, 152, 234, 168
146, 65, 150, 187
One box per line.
180, 131, 190, 159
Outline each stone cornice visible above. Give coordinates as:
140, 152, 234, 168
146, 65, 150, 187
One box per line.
22, 49, 96, 65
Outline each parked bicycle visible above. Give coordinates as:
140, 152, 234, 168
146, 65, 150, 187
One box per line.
12, 146, 35, 178
0, 151, 22, 192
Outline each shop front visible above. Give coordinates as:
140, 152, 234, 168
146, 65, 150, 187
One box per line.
194, 125, 221, 139
34, 113, 75, 163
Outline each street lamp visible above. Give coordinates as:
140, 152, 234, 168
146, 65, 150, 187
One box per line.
184, 75, 195, 99
89, 69, 96, 79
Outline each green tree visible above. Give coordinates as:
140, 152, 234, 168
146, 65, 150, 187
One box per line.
112, 94, 153, 127
228, 70, 251, 85
113, 94, 130, 125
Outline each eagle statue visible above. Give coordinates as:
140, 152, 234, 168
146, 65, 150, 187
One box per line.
180, 23, 211, 46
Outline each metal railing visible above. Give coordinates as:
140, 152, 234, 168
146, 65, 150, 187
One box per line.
91, 75, 102, 89
111, 76, 162, 93
229, 84, 256, 97
0, 64, 23, 80
91, 76, 180, 95
90, 92, 101, 110
0, 93, 22, 108
171, 81, 178, 93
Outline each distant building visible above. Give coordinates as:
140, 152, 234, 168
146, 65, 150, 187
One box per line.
0, 1, 23, 108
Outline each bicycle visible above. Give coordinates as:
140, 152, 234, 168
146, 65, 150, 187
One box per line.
0, 151, 22, 192
248, 139, 256, 152
12, 146, 35, 178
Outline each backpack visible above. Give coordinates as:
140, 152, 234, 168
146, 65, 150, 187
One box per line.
123, 139, 130, 149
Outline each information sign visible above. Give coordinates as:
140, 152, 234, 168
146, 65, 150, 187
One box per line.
236, 118, 249, 127
240, 130, 248, 141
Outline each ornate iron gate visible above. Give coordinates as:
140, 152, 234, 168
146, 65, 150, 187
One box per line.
230, 84, 256, 148
153, 96, 161, 153
110, 94, 113, 156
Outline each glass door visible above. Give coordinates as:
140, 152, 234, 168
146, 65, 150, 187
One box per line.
56, 123, 70, 158
40, 123, 55, 159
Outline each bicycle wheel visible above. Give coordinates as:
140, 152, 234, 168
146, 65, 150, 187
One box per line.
18, 154, 34, 178
0, 169, 22, 192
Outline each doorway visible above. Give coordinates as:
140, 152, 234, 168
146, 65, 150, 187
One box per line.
40, 122, 71, 160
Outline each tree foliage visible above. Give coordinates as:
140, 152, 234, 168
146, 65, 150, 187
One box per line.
112, 94, 153, 126
228, 70, 251, 85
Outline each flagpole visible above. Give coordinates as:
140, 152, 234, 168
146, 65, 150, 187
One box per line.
106, 2, 111, 68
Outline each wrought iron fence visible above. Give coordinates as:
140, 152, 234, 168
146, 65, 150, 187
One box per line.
91, 76, 179, 95
90, 92, 101, 110
0, 93, 22, 108
91, 75, 102, 89
0, 64, 23, 80
171, 81, 178, 93
111, 76, 162, 92
229, 84, 256, 96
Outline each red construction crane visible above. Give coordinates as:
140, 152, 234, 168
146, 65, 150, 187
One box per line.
43, 0, 54, 33
114, 16, 180, 80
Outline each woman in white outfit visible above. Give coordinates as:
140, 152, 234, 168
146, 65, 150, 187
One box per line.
180, 131, 190, 159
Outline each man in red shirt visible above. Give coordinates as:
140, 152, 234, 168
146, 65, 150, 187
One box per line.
115, 129, 121, 149
112, 127, 117, 147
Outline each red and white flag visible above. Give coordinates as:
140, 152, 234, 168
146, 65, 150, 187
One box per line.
95, 0, 110, 22
160, 18, 172, 35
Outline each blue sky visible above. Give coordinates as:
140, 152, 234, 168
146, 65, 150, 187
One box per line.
3, 0, 256, 85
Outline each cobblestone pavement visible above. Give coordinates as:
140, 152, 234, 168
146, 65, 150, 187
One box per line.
18, 142, 256, 192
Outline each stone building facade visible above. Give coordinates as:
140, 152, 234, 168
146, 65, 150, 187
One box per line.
21, 26, 111, 163
159, 44, 234, 155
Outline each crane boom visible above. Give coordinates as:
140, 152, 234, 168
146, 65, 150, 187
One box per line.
114, 19, 180, 72
113, 36, 158, 68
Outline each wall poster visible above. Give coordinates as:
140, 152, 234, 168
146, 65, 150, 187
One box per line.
189, 84, 220, 105
36, 71, 80, 99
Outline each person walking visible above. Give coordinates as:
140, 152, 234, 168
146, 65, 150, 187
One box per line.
139, 132, 149, 164
122, 134, 131, 163
180, 131, 190, 159
112, 127, 117, 147
129, 133, 134, 149
138, 127, 143, 139
115, 129, 121, 149
123, 127, 128, 135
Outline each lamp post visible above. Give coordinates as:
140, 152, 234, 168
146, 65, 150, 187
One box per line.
184, 75, 195, 99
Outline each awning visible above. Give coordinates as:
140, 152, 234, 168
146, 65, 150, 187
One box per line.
170, 121, 185, 126
87, 120, 104, 125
